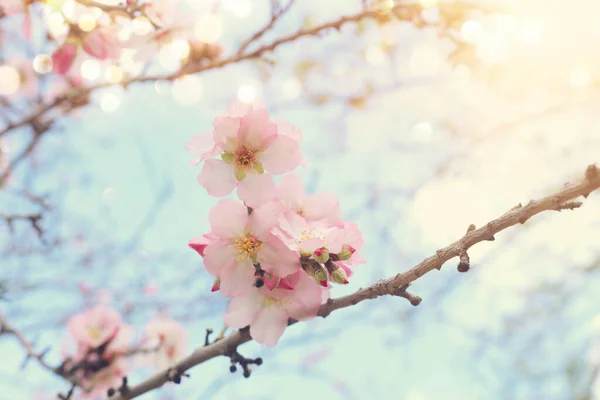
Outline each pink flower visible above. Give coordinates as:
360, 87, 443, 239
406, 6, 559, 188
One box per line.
276, 174, 342, 225
188, 102, 303, 197
202, 199, 301, 296
188, 232, 219, 257
82, 27, 121, 60
143, 316, 188, 370
224, 271, 328, 347
67, 306, 122, 349
52, 43, 77, 75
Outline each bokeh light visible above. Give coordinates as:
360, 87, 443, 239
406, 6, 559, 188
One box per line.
131, 16, 153, 36
365, 45, 386, 65
460, 20, 483, 44
33, 55, 53, 74
172, 75, 203, 105
237, 84, 257, 103
78, 14, 97, 32
0, 65, 20, 96
81, 59, 101, 81
105, 65, 123, 83
194, 14, 223, 43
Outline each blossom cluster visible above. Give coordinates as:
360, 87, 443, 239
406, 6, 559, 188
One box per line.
0, 0, 222, 101
187, 102, 365, 347
62, 305, 187, 397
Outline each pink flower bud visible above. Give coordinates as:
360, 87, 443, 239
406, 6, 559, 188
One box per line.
52, 43, 77, 75
211, 278, 220, 292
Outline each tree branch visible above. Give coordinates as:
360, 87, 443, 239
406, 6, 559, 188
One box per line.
0, 314, 85, 389
105, 163, 599, 400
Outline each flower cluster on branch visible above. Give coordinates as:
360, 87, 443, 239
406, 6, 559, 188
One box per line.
187, 101, 365, 347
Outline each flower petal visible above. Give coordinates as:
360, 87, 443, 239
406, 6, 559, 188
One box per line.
304, 192, 341, 224
203, 242, 237, 276
249, 308, 288, 347
213, 115, 240, 152
276, 173, 305, 209
237, 173, 275, 209
258, 235, 300, 278
197, 159, 237, 197
260, 135, 302, 175
224, 290, 263, 328
239, 108, 277, 150
208, 198, 248, 238
219, 259, 256, 297
186, 131, 219, 164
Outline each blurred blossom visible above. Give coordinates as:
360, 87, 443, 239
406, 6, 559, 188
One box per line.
131, 16, 153, 36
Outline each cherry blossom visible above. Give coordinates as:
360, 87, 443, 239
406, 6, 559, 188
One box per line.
51, 43, 77, 75
143, 316, 188, 370
224, 271, 328, 347
187, 102, 303, 196
202, 198, 301, 296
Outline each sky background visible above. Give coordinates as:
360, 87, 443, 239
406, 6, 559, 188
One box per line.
1, 0, 600, 399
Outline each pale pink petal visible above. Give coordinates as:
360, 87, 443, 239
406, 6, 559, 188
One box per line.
219, 259, 255, 297
276, 173, 305, 209
303, 192, 341, 224
258, 235, 300, 278
276, 120, 302, 142
202, 242, 237, 276
224, 290, 263, 328
239, 108, 277, 150
286, 275, 325, 320
260, 135, 302, 174
237, 173, 275, 209
208, 198, 248, 238
250, 308, 289, 347
226, 100, 254, 117
197, 159, 237, 196
213, 115, 240, 152
186, 132, 219, 165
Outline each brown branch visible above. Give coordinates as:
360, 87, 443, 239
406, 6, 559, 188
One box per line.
236, 0, 296, 55
105, 163, 599, 400
0, 314, 85, 389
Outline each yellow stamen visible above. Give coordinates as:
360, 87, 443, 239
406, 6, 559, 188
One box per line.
230, 234, 262, 262
234, 146, 257, 169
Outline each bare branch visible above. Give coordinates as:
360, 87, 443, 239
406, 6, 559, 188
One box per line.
0, 314, 84, 389
105, 163, 599, 400
237, 0, 296, 55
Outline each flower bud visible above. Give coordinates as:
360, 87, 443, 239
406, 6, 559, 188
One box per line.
312, 247, 329, 263
311, 264, 329, 287
331, 267, 349, 285
336, 245, 355, 261
211, 278, 220, 292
